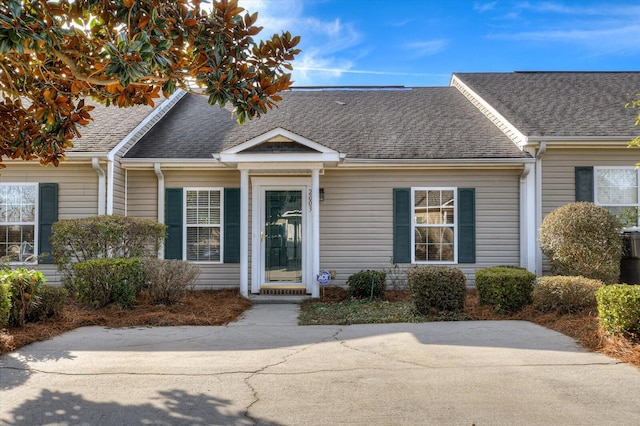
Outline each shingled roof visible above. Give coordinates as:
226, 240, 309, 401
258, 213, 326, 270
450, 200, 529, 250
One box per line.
454, 72, 640, 138
67, 101, 157, 153
124, 87, 529, 160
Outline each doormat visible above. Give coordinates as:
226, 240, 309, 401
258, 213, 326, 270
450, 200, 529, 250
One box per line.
260, 287, 307, 296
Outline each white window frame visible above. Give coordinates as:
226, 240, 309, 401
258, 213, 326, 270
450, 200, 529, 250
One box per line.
183, 187, 224, 264
0, 183, 38, 265
594, 166, 640, 226
411, 187, 458, 264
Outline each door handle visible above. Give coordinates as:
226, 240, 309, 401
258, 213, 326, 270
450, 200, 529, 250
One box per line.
260, 231, 264, 242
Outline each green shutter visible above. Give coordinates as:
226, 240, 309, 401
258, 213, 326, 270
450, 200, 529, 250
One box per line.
393, 188, 411, 263
458, 188, 476, 264
575, 167, 594, 202
165, 188, 183, 260
224, 188, 241, 263
38, 183, 58, 264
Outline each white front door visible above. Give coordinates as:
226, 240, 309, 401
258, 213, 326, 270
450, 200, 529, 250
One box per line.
251, 177, 312, 293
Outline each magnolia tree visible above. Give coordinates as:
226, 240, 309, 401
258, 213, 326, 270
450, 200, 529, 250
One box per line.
0, 0, 300, 168
629, 93, 640, 149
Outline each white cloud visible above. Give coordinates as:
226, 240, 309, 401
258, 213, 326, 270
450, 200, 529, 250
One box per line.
474, 2, 498, 13
404, 39, 449, 57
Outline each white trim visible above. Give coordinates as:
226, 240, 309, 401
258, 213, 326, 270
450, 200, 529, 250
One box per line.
311, 169, 320, 298
109, 89, 187, 160
106, 160, 115, 215
0, 183, 38, 265
240, 170, 249, 297
224, 127, 339, 155
534, 143, 547, 277
220, 152, 341, 164
520, 163, 537, 273
410, 187, 458, 265
451, 75, 528, 148
92, 157, 106, 215
183, 187, 224, 264
154, 163, 165, 259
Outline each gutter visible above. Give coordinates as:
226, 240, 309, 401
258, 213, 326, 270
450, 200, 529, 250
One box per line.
91, 157, 106, 215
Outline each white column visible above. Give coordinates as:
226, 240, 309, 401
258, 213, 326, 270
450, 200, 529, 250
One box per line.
312, 169, 320, 298
154, 163, 165, 259
240, 169, 249, 298
92, 157, 106, 215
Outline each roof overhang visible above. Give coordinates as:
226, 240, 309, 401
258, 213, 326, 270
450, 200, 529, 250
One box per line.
523, 136, 638, 149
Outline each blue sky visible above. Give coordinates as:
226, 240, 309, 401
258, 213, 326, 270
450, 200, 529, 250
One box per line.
237, 0, 640, 87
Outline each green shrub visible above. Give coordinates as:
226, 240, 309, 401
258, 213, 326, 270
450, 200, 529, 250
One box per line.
0, 268, 46, 327
596, 285, 640, 339
26, 285, 68, 323
475, 266, 535, 314
534, 276, 604, 314
539, 202, 622, 284
0, 283, 10, 326
407, 266, 466, 315
142, 258, 200, 305
74, 258, 144, 308
347, 270, 386, 300
51, 215, 165, 289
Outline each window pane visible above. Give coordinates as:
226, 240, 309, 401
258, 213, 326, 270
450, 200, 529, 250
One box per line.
414, 190, 427, 224
597, 169, 638, 205
0, 225, 34, 262
186, 190, 221, 225
186, 226, 220, 262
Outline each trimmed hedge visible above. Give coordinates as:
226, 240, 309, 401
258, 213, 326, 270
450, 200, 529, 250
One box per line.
347, 270, 386, 300
0, 283, 9, 326
539, 202, 622, 284
596, 285, 640, 339
534, 276, 604, 314
475, 266, 535, 314
142, 258, 200, 305
74, 258, 144, 308
51, 215, 165, 288
26, 285, 68, 323
407, 266, 466, 314
0, 268, 46, 327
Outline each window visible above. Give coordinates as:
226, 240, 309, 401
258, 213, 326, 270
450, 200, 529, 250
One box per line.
412, 188, 456, 263
595, 167, 639, 226
0, 184, 37, 263
185, 188, 222, 262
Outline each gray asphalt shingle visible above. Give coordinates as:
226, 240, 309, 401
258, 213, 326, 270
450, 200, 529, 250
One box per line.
124, 87, 528, 160
454, 72, 640, 138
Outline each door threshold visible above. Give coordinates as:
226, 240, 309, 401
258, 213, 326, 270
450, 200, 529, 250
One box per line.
260, 286, 307, 296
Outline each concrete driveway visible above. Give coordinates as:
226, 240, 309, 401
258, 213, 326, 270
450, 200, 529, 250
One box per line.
1, 304, 640, 426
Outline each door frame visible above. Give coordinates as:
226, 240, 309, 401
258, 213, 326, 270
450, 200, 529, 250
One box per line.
251, 177, 312, 293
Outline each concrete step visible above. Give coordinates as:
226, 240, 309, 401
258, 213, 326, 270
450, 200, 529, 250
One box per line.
249, 295, 310, 304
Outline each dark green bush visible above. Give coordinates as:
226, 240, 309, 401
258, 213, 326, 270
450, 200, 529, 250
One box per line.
142, 258, 200, 305
74, 258, 144, 308
534, 276, 604, 314
407, 266, 466, 314
346, 270, 386, 300
0, 283, 10, 326
475, 266, 535, 314
26, 285, 68, 322
596, 284, 640, 339
51, 215, 165, 289
0, 268, 46, 326
539, 202, 622, 284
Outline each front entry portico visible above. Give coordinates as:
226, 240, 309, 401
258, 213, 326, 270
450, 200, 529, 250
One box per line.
219, 128, 341, 298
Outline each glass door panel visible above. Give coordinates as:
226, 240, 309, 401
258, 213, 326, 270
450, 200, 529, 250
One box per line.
265, 190, 303, 283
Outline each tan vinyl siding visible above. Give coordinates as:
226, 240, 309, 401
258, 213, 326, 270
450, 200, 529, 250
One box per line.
319, 168, 521, 286
542, 147, 638, 216
126, 170, 158, 220
1, 163, 100, 285
540, 147, 638, 274
128, 169, 242, 289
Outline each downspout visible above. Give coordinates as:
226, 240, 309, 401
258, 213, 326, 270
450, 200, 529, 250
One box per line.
92, 157, 106, 215
535, 142, 547, 276
519, 163, 534, 273
154, 163, 165, 259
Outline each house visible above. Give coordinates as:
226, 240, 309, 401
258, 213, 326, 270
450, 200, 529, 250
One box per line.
1, 72, 638, 297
